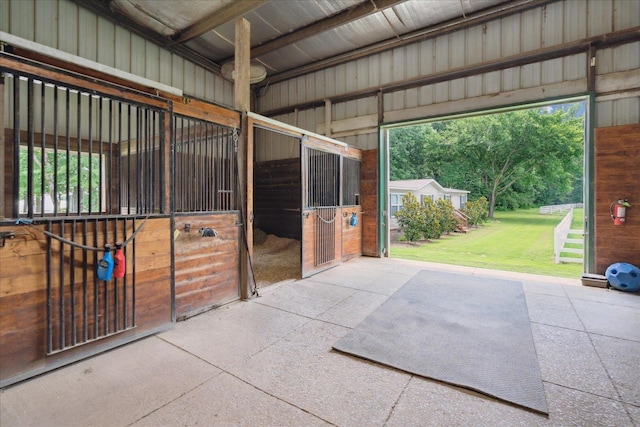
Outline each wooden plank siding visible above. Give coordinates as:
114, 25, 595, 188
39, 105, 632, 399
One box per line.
594, 124, 640, 274
342, 205, 362, 261
301, 208, 316, 276
254, 158, 301, 240
0, 217, 173, 387
361, 149, 379, 257
173, 213, 241, 320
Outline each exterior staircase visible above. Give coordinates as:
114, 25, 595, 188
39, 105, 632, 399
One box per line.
454, 209, 470, 233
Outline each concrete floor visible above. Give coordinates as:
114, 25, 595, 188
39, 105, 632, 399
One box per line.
1, 257, 639, 426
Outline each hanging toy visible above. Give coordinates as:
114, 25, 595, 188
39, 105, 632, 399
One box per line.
97, 245, 115, 281
350, 212, 358, 227
113, 243, 126, 279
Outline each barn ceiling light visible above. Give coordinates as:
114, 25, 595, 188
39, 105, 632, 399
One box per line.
221, 60, 267, 84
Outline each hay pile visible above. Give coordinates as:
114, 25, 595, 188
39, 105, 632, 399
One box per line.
252, 230, 301, 287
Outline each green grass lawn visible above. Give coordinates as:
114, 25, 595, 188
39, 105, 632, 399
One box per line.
391, 208, 584, 278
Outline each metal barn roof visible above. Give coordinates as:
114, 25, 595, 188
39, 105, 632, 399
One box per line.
76, 0, 532, 85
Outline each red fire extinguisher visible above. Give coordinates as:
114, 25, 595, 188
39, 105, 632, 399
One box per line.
610, 199, 631, 226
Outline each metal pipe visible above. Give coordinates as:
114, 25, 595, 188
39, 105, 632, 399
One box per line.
76, 93, 82, 214
123, 217, 128, 328
65, 88, 70, 216
82, 218, 88, 342
98, 99, 103, 214
132, 217, 137, 326
46, 221, 53, 353
126, 105, 132, 215
93, 218, 99, 339
12, 75, 20, 218
27, 77, 34, 217
53, 85, 58, 216
88, 92, 93, 215
58, 221, 65, 349
40, 81, 46, 217
114, 218, 119, 330
70, 219, 77, 346
118, 102, 123, 214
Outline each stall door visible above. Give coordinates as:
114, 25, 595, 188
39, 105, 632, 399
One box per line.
171, 114, 242, 319
301, 145, 342, 277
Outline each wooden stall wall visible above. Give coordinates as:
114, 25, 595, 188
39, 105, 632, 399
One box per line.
342, 205, 363, 261
254, 158, 301, 240
173, 213, 241, 320
361, 149, 379, 257
594, 124, 640, 274
0, 218, 172, 387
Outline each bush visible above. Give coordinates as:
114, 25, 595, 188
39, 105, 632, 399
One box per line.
436, 198, 458, 234
421, 197, 442, 240
394, 193, 424, 243
463, 196, 489, 226
395, 194, 455, 242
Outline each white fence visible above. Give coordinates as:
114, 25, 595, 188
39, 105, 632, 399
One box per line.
554, 209, 584, 264
540, 203, 584, 214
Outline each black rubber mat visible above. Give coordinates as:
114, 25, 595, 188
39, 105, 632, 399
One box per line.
333, 270, 548, 414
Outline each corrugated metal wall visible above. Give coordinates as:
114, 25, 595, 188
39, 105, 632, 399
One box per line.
1, 0, 638, 152
256, 0, 640, 150
0, 0, 234, 107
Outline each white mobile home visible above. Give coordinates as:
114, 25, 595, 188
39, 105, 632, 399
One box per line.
389, 179, 469, 228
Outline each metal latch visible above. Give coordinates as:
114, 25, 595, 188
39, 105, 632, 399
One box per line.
0, 231, 16, 248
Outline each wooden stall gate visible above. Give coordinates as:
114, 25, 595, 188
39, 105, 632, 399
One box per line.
301, 139, 363, 277
169, 100, 243, 320
0, 53, 173, 388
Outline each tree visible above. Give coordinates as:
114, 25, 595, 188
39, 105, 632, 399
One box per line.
19, 147, 102, 213
463, 196, 489, 226
420, 197, 442, 240
436, 198, 458, 234
389, 125, 439, 180
394, 193, 424, 242
432, 109, 583, 217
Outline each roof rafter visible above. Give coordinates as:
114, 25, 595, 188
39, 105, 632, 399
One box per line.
221, 0, 408, 62
172, 0, 268, 44
257, 0, 557, 87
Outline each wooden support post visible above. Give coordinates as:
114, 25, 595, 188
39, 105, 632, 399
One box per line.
234, 18, 253, 299
0, 74, 5, 219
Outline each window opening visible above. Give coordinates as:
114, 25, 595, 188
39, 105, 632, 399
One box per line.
305, 147, 339, 208
342, 157, 361, 206
6, 73, 164, 218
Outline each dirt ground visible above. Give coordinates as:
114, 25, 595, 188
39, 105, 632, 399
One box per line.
252, 229, 301, 288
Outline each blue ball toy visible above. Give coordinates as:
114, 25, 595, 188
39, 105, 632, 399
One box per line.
605, 262, 640, 292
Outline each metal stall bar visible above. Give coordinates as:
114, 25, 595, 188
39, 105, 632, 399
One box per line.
44, 217, 138, 355
172, 115, 236, 213
27, 77, 34, 216
12, 74, 20, 218
304, 147, 340, 268
40, 81, 46, 217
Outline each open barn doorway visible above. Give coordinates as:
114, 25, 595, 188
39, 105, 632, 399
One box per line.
381, 97, 589, 279
252, 127, 303, 288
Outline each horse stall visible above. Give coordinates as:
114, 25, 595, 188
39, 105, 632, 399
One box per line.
0, 54, 243, 387
248, 114, 363, 283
